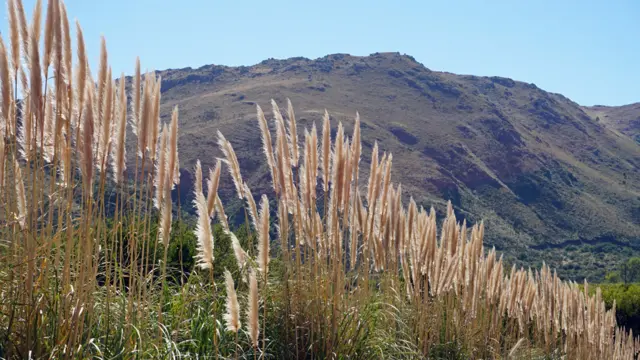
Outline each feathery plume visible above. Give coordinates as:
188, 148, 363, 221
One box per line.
301, 131, 312, 210
351, 112, 361, 186
17, 91, 32, 159
167, 106, 179, 187
243, 182, 259, 230
31, 0, 42, 47
136, 73, 151, 158
286, 98, 299, 167
342, 138, 353, 215
215, 196, 229, 231
42, 88, 54, 161
131, 57, 141, 134
193, 188, 214, 270
225, 230, 248, 270
148, 75, 161, 161
309, 123, 318, 198
60, 2, 71, 85
350, 191, 363, 267
257, 104, 278, 193
194, 159, 203, 195
273, 99, 294, 206
247, 269, 259, 348
8, 0, 20, 76
153, 124, 168, 209
80, 83, 94, 195
111, 73, 127, 183
206, 159, 221, 217
321, 109, 331, 192
217, 130, 244, 199
75, 21, 87, 124
330, 122, 345, 209
98, 69, 114, 172
223, 269, 241, 333
96, 39, 108, 157
15, 0, 28, 60
96, 37, 108, 112
366, 141, 379, 209
158, 185, 172, 247
43, 0, 57, 72
52, 0, 61, 77
257, 195, 270, 274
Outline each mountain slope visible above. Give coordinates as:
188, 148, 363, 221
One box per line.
583, 103, 640, 144
153, 52, 640, 280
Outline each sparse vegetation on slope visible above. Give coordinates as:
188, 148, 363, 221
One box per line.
0, 1, 639, 359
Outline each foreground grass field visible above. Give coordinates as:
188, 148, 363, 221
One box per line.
0, 0, 638, 358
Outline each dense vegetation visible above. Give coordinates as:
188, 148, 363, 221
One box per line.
605, 257, 640, 284
588, 258, 640, 335
0, 0, 638, 359
596, 284, 640, 335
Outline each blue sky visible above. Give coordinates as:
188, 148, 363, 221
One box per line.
1, 0, 638, 106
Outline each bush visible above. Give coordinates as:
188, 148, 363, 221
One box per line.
593, 284, 640, 334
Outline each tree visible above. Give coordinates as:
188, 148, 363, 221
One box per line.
605, 271, 622, 283
618, 257, 640, 284
626, 257, 640, 283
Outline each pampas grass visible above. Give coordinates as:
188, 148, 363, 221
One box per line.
7, 0, 20, 78
243, 182, 259, 231
157, 126, 170, 236
321, 109, 331, 194
111, 73, 127, 182
207, 159, 221, 217
286, 98, 299, 167
223, 269, 241, 333
167, 105, 179, 187
227, 229, 248, 271
247, 269, 259, 350
14, 159, 26, 228
217, 130, 244, 200
0, 2, 637, 359
75, 20, 87, 125
131, 57, 141, 134
257, 195, 270, 274
193, 175, 214, 270
257, 104, 278, 194
80, 83, 94, 195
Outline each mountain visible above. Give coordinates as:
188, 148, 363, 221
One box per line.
583, 103, 640, 144
153, 52, 640, 281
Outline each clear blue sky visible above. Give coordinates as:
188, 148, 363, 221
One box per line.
1, 0, 638, 106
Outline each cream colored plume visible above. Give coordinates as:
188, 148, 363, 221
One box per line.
257, 104, 278, 193
223, 269, 241, 333
257, 195, 270, 274
193, 171, 214, 269
217, 130, 244, 199
247, 269, 259, 348
111, 73, 127, 183
225, 230, 248, 270
206, 159, 221, 217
